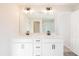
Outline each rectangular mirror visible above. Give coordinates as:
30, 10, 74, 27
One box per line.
19, 11, 55, 35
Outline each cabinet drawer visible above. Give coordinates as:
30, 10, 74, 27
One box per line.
33, 43, 41, 56
33, 39, 41, 43
13, 39, 33, 43
33, 49, 41, 56
34, 44, 41, 50
42, 39, 62, 43
34, 46, 41, 50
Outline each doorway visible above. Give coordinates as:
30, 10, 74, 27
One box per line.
33, 21, 40, 33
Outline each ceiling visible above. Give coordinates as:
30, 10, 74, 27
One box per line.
18, 3, 79, 11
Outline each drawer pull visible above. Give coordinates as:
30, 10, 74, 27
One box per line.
36, 46, 40, 48
36, 55, 40, 56
36, 40, 40, 42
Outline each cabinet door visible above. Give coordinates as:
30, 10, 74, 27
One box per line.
42, 43, 63, 56
24, 43, 33, 56
53, 43, 63, 56
42, 43, 52, 56
12, 43, 33, 56
12, 43, 25, 56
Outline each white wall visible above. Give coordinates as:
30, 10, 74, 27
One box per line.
0, 4, 19, 56
0, 4, 72, 56
55, 12, 71, 47
70, 10, 79, 55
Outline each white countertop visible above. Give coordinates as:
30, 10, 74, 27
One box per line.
12, 33, 63, 43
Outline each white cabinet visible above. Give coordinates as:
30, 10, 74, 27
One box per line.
42, 43, 63, 56
53, 43, 63, 56
33, 39, 42, 56
11, 39, 33, 56
12, 38, 63, 56
42, 43, 52, 56
24, 43, 33, 56
12, 43, 33, 56
12, 43, 24, 56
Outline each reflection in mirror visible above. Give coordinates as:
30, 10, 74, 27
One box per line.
20, 11, 55, 35
33, 21, 40, 33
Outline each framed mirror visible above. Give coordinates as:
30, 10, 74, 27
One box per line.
19, 11, 55, 35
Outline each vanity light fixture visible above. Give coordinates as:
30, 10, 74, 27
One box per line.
23, 7, 30, 14
46, 7, 52, 11
23, 7, 34, 14
42, 7, 53, 14
25, 7, 31, 11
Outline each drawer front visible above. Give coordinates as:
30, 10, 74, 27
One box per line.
42, 39, 62, 43
34, 45, 41, 50
33, 43, 41, 56
33, 49, 41, 56
34, 43, 41, 50
33, 39, 41, 43
13, 39, 33, 43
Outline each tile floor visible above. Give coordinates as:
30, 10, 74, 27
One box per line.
64, 47, 77, 56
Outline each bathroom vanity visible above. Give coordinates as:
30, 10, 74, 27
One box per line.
11, 34, 63, 56
12, 8, 63, 56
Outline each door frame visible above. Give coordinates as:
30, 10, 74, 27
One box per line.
32, 19, 42, 33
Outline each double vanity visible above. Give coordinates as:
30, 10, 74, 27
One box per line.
11, 33, 63, 56
11, 6, 64, 56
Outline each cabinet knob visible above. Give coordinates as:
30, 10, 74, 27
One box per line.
52, 44, 55, 50
36, 55, 40, 56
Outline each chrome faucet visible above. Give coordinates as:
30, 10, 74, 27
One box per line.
26, 31, 30, 35
47, 30, 51, 35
